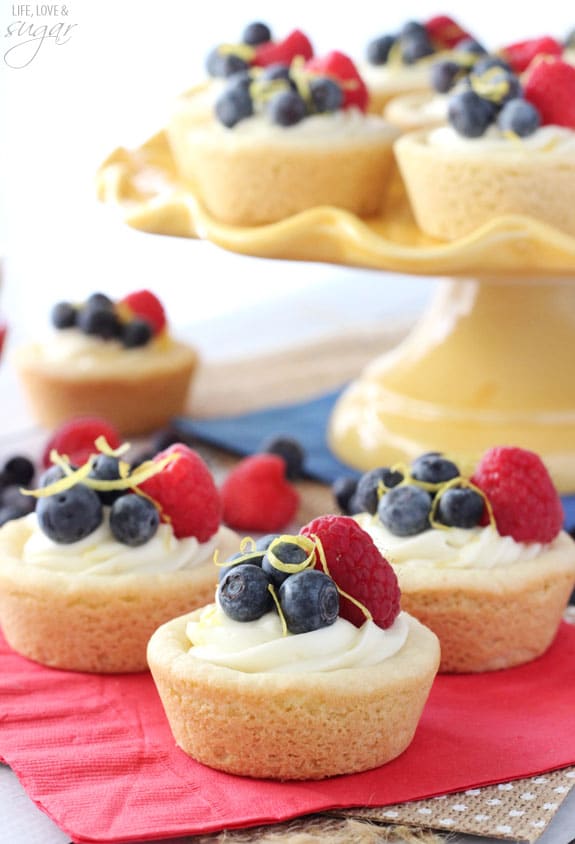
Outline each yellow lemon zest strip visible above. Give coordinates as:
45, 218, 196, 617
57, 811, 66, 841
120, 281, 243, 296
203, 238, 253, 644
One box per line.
311, 534, 372, 622
267, 584, 288, 637
266, 534, 316, 574
21, 458, 95, 498
218, 42, 256, 62
94, 436, 131, 458
240, 536, 256, 554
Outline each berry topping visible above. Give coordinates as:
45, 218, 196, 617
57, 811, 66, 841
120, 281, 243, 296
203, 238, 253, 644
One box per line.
77, 300, 122, 340
51, 301, 77, 329
354, 467, 403, 515
501, 36, 563, 74
262, 538, 309, 586
306, 51, 368, 111
366, 34, 396, 66
242, 21, 272, 47
0, 486, 36, 526
424, 15, 471, 49
253, 29, 313, 68
268, 89, 307, 126
448, 89, 497, 137
278, 569, 339, 634
401, 27, 435, 65
42, 417, 122, 470
260, 435, 305, 480
411, 453, 459, 485
471, 446, 564, 544
430, 59, 465, 94
89, 454, 123, 505
206, 49, 250, 78
435, 486, 485, 529
139, 444, 221, 541
119, 289, 166, 336
2, 455, 35, 487
524, 59, 575, 129
220, 454, 299, 533
121, 319, 153, 348
215, 83, 254, 128
309, 77, 344, 113
497, 98, 541, 137
378, 484, 432, 536
109, 493, 160, 547
300, 515, 401, 629
331, 476, 360, 515
36, 484, 103, 544
217, 564, 274, 622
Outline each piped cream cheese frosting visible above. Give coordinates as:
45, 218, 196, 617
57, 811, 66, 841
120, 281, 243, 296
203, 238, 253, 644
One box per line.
428, 123, 575, 153
185, 603, 410, 673
21, 511, 222, 575
354, 514, 571, 570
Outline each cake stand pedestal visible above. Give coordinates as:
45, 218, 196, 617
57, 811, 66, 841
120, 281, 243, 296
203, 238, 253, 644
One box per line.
328, 276, 575, 492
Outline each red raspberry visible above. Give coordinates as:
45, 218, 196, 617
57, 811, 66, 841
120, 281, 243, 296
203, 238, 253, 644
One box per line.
42, 416, 121, 469
300, 515, 400, 629
471, 446, 563, 544
253, 29, 313, 68
0, 323, 7, 358
305, 51, 368, 112
120, 290, 166, 335
501, 36, 562, 74
220, 454, 299, 532
425, 15, 471, 49
524, 58, 575, 129
139, 444, 221, 541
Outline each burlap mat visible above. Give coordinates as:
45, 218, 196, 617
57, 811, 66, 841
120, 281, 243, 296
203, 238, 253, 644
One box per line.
180, 326, 575, 844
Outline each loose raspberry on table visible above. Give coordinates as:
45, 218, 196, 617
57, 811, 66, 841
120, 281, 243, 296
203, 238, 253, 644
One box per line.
471, 446, 564, 544
42, 416, 122, 469
139, 444, 221, 541
300, 515, 400, 629
220, 454, 299, 533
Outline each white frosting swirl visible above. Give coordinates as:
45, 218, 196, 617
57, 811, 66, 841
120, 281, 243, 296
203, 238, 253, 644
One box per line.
428, 124, 575, 154
21, 512, 221, 575
359, 59, 432, 94
185, 604, 409, 673
355, 515, 546, 570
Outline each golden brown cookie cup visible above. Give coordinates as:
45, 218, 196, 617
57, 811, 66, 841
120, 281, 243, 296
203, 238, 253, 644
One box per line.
0, 518, 239, 673
148, 611, 440, 780
395, 128, 575, 240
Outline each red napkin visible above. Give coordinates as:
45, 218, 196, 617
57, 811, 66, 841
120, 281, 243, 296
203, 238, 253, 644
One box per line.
1, 624, 575, 844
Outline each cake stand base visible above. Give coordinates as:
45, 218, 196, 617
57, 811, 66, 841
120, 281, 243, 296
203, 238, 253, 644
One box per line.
329, 277, 575, 492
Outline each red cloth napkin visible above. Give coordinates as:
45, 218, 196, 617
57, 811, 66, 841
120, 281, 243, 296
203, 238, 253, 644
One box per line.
1, 623, 575, 844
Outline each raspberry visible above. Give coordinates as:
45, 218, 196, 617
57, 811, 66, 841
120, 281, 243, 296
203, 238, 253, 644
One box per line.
253, 29, 313, 68
0, 323, 7, 357
220, 455, 299, 532
471, 446, 564, 544
524, 58, 575, 129
501, 36, 562, 74
42, 416, 122, 469
300, 515, 400, 629
139, 444, 221, 541
305, 51, 368, 112
119, 290, 166, 335
425, 15, 471, 49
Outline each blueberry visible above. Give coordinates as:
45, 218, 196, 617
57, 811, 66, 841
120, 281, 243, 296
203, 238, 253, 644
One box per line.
86, 292, 114, 310
262, 539, 309, 586
242, 21, 271, 46
51, 301, 77, 329
0, 500, 35, 526
366, 34, 396, 65
89, 454, 124, 505
309, 77, 343, 113
448, 89, 496, 137
109, 494, 159, 546
401, 30, 435, 65
411, 453, 459, 485
128, 448, 156, 471
497, 98, 540, 138
2, 455, 35, 487
456, 38, 487, 56
354, 467, 404, 515
472, 56, 512, 76
400, 21, 427, 39
469, 67, 521, 106
566, 28, 575, 50
260, 63, 295, 87
77, 303, 122, 340
254, 533, 281, 551
331, 476, 359, 515
430, 60, 463, 93
38, 464, 73, 488
151, 427, 183, 453
261, 435, 305, 480
1, 485, 36, 513
436, 486, 485, 529
215, 84, 253, 127
278, 569, 339, 634
122, 319, 153, 348
268, 90, 307, 126
206, 48, 249, 78
378, 485, 432, 536
218, 564, 274, 622
218, 550, 265, 582
37, 484, 103, 543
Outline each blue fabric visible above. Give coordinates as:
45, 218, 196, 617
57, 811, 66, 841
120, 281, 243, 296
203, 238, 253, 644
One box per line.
174, 388, 575, 533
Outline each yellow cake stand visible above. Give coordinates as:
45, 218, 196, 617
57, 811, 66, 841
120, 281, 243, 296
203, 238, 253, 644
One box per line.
97, 132, 575, 491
